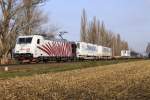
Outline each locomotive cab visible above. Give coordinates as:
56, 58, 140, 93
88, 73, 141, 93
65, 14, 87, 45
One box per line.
14, 35, 44, 61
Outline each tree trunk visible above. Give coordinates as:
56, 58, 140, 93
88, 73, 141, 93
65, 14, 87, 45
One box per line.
1, 51, 9, 65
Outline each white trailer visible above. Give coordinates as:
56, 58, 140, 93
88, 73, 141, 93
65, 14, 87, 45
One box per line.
98, 46, 112, 59
121, 50, 131, 57
76, 42, 98, 59
102, 47, 112, 57
77, 42, 112, 59
97, 46, 103, 57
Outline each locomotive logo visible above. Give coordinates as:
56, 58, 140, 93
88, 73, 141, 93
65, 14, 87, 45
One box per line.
37, 41, 72, 57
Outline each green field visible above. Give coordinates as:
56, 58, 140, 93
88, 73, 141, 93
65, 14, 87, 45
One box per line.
0, 59, 141, 79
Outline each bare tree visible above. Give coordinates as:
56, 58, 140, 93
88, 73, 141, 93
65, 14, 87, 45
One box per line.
87, 16, 98, 44
121, 41, 129, 50
80, 9, 87, 42
99, 21, 106, 46
116, 34, 121, 56
22, 0, 48, 34
91, 16, 99, 44
111, 35, 117, 56
146, 43, 150, 56
80, 10, 129, 57
0, 0, 23, 63
0, 0, 48, 64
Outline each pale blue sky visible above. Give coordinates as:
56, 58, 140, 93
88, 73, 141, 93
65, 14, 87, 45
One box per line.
42, 0, 150, 53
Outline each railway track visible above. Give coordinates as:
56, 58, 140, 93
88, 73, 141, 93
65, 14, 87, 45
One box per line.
0, 58, 144, 79
0, 60, 81, 67
0, 57, 143, 67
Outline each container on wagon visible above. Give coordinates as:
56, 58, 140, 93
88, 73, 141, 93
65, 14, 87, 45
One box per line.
121, 50, 131, 57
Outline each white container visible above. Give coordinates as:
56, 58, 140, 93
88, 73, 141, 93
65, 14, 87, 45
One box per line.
97, 45, 103, 57
121, 50, 131, 57
76, 42, 98, 58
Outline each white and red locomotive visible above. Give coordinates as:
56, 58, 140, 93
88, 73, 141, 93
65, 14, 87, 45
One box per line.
14, 35, 112, 62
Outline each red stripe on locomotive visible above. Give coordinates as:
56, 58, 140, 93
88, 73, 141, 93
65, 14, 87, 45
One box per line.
38, 41, 73, 57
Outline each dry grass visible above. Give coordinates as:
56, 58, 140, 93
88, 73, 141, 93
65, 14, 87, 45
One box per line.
0, 60, 150, 100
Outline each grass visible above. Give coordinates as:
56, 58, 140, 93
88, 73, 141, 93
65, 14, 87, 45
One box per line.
0, 60, 149, 100
0, 59, 141, 79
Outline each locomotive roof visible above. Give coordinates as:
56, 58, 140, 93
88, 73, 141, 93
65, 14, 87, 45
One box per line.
17, 34, 76, 44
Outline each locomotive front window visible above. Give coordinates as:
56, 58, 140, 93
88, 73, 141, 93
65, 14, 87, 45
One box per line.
18, 38, 25, 44
26, 38, 32, 43
17, 37, 33, 44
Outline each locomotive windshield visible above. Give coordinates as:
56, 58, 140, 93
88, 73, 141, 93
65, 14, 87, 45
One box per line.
17, 37, 33, 44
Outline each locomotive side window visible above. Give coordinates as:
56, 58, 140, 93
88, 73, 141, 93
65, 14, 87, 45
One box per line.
17, 37, 32, 44
37, 39, 40, 44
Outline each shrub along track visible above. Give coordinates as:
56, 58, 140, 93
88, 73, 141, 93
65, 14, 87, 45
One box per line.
0, 58, 143, 79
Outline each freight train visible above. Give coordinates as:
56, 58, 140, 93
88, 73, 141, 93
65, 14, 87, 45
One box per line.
14, 35, 112, 63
